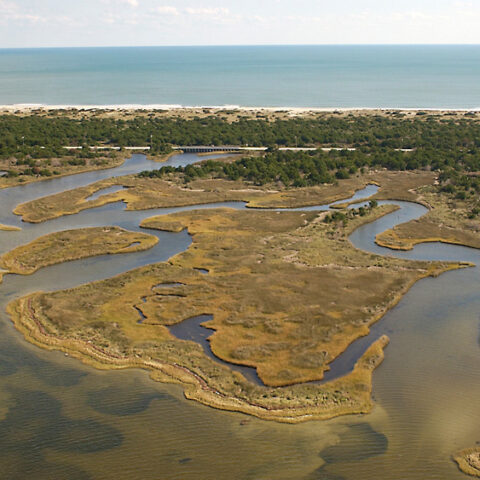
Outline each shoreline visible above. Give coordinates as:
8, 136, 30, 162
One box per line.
7, 292, 391, 423
0, 155, 126, 191
0, 151, 173, 192
1, 104, 479, 114
0, 226, 159, 279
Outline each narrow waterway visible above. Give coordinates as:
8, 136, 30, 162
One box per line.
0, 154, 478, 480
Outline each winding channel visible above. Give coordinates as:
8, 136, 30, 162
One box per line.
0, 154, 478, 389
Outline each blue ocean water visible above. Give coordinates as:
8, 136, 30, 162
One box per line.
0, 45, 479, 108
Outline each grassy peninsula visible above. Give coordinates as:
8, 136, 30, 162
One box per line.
0, 227, 158, 277
14, 168, 434, 224
376, 184, 480, 250
0, 224, 21, 231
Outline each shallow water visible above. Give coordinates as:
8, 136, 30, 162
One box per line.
0, 154, 478, 479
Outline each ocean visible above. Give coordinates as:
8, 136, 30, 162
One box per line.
0, 45, 479, 108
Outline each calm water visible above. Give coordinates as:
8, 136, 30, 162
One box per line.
1, 45, 480, 108
0, 154, 479, 479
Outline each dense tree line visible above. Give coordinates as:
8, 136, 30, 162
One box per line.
2, 113, 480, 158
438, 169, 480, 216
2, 113, 480, 213
139, 146, 480, 188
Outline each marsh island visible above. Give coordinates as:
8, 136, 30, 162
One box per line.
0, 110, 479, 467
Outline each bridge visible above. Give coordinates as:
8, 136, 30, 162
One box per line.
63, 145, 412, 154
171, 145, 327, 153
172, 145, 252, 153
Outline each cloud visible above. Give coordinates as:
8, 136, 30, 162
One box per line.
253, 15, 267, 24
0, 0, 48, 24
453, 1, 473, 7
13, 13, 45, 23
154, 6, 179, 16
0, 0, 17, 14
183, 7, 240, 24
101, 0, 139, 7
185, 7, 230, 17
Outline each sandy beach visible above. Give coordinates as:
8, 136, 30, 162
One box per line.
1, 104, 479, 114
2, 105, 480, 124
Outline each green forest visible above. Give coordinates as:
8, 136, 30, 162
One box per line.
2, 112, 480, 199
2, 111, 480, 154
139, 148, 480, 190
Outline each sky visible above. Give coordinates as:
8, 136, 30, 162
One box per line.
1, 0, 479, 48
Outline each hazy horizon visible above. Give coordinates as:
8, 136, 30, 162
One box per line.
2, 43, 480, 50
1, 0, 480, 48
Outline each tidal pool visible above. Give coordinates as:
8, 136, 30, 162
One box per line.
0, 153, 478, 479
